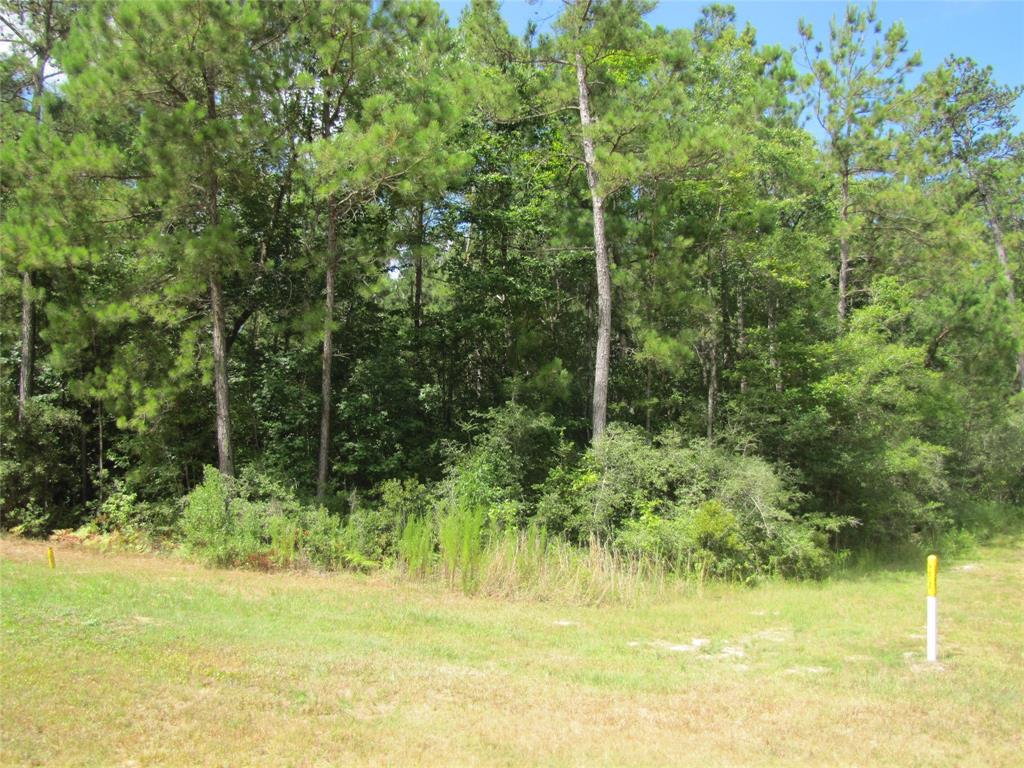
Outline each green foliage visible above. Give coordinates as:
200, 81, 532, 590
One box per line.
93, 486, 179, 540
178, 465, 388, 570
378, 478, 431, 535
0, 398, 86, 534
950, 501, 1024, 541
2, 0, 1020, 587
398, 515, 434, 576
340, 500, 396, 566
267, 514, 301, 568
438, 501, 487, 592
300, 505, 347, 570
2, 502, 49, 538
181, 467, 249, 567
540, 425, 835, 579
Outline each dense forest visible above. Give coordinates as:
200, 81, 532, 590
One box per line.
2, 0, 1021, 583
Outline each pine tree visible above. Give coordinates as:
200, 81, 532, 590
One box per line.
910, 57, 1023, 389
64, 0, 282, 476
0, 0, 76, 422
303, 0, 469, 498
798, 2, 919, 325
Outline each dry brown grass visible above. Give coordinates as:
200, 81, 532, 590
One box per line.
2, 536, 1021, 767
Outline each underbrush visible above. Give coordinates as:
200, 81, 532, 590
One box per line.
178, 466, 375, 570
35, 406, 1016, 600
187, 409, 841, 597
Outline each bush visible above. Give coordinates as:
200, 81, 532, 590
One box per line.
338, 478, 432, 565
95, 486, 180, 537
0, 398, 85, 534
179, 467, 235, 565
616, 501, 747, 579
268, 514, 301, 567
950, 501, 1024, 540
477, 525, 660, 605
302, 505, 347, 569
439, 405, 567, 526
539, 425, 837, 579
3, 502, 50, 537
179, 465, 386, 571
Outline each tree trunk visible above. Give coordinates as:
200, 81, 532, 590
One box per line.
838, 172, 851, 325
317, 197, 338, 501
768, 296, 782, 392
737, 284, 747, 395
980, 191, 1022, 391
210, 275, 234, 477
17, 271, 34, 423
413, 202, 424, 332
97, 400, 104, 505
205, 75, 233, 476
706, 339, 717, 440
17, 52, 48, 424
575, 50, 612, 443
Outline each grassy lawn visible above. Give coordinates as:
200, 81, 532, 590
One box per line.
1, 537, 1021, 767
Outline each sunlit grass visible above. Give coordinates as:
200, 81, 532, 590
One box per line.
2, 537, 1021, 766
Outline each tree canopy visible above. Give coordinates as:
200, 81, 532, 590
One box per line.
2, 0, 1021, 564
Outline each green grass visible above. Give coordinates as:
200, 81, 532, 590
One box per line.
1, 537, 1022, 766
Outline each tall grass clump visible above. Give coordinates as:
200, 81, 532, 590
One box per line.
398, 515, 433, 576
439, 503, 487, 591
477, 525, 663, 605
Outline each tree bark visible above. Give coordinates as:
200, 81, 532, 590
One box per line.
737, 283, 747, 395
706, 339, 717, 440
413, 202, 424, 332
210, 275, 234, 477
575, 50, 612, 443
17, 271, 34, 423
205, 74, 233, 476
317, 196, 338, 501
837, 172, 851, 325
17, 47, 48, 424
768, 296, 782, 392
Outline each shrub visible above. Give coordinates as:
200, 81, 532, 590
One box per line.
337, 505, 390, 565
539, 425, 837, 579
180, 467, 236, 565
615, 501, 749, 580
302, 505, 347, 569
950, 501, 1024, 540
3, 502, 50, 537
338, 478, 433, 565
180, 466, 312, 568
437, 405, 567, 528
95, 486, 180, 538
0, 398, 85, 534
378, 478, 431, 529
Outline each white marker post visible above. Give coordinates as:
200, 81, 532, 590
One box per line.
926, 554, 938, 662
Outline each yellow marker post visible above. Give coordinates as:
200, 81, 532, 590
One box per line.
47, 546, 55, 570
926, 554, 938, 662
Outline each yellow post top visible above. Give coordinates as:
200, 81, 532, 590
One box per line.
47, 546, 55, 570
927, 554, 938, 597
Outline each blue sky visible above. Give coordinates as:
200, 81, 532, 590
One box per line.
440, 1, 1024, 124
